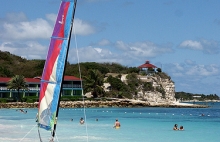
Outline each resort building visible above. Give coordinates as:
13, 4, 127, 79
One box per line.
138, 60, 157, 75
0, 76, 82, 98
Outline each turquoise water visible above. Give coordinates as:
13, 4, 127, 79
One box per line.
0, 102, 220, 142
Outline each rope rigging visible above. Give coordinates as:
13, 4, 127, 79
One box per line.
19, 124, 37, 142
73, 15, 89, 142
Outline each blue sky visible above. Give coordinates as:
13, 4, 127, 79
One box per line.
0, 0, 220, 96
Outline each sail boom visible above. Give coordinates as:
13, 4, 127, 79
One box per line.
40, 80, 57, 84
51, 36, 68, 40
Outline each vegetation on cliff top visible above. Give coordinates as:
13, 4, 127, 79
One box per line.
0, 50, 139, 78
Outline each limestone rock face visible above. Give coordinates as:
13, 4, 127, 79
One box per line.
137, 74, 176, 104
120, 74, 176, 104
102, 73, 176, 104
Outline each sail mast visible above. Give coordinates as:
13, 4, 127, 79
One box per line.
51, 0, 77, 139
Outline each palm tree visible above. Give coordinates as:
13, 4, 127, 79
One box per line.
7, 75, 28, 102
83, 69, 104, 98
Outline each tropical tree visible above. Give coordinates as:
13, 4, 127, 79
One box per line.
126, 73, 141, 89
156, 68, 162, 72
83, 69, 104, 98
106, 75, 132, 99
7, 75, 28, 102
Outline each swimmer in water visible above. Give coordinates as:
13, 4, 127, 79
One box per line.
113, 119, 121, 129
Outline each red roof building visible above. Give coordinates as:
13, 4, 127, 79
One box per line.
138, 60, 157, 69
138, 60, 157, 75
0, 76, 82, 98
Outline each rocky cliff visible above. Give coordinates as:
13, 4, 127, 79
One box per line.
138, 75, 175, 104
121, 73, 176, 104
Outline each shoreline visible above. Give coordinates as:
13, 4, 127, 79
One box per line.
182, 100, 220, 103
0, 100, 209, 109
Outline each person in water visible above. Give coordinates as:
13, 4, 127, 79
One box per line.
114, 119, 121, 128
173, 124, 179, 130
179, 126, 184, 130
17, 109, 27, 114
80, 117, 84, 124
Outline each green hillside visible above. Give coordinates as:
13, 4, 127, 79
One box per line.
0, 51, 45, 77
0, 50, 139, 78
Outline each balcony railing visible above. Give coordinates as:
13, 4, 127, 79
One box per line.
62, 84, 82, 88
0, 87, 10, 91
0, 84, 82, 91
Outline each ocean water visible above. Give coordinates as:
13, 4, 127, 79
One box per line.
0, 102, 220, 142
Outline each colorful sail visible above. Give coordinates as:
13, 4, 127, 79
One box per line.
38, 0, 76, 131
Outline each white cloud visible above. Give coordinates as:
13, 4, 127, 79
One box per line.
0, 13, 96, 41
115, 41, 173, 57
73, 19, 95, 35
186, 64, 219, 76
184, 59, 196, 65
174, 63, 184, 71
179, 39, 219, 54
179, 40, 203, 50
0, 41, 47, 60
167, 62, 219, 77
45, 14, 57, 23
0, 18, 52, 40
94, 47, 102, 53
115, 41, 128, 50
67, 40, 174, 66
164, 62, 220, 95
165, 62, 220, 92
68, 46, 115, 64
97, 39, 110, 46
